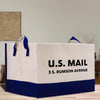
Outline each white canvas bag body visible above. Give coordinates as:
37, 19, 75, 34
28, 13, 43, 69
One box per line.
5, 36, 95, 98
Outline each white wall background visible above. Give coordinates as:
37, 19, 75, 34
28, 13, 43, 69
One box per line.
0, 0, 100, 65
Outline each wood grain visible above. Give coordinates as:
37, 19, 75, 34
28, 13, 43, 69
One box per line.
0, 12, 21, 41
95, 74, 100, 84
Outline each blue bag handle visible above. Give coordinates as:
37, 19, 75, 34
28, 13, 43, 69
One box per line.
13, 36, 29, 56
68, 36, 81, 43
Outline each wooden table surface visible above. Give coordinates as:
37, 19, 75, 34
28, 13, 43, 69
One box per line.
0, 85, 100, 100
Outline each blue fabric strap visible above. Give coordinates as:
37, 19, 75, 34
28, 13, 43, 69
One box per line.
70, 36, 81, 43
23, 36, 29, 56
13, 44, 17, 56
13, 36, 29, 56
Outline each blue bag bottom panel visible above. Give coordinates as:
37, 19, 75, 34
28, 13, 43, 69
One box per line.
6, 79, 95, 98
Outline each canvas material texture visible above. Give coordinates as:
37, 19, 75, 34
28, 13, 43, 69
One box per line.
6, 43, 95, 84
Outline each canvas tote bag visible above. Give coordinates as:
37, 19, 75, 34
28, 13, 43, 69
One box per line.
5, 36, 95, 98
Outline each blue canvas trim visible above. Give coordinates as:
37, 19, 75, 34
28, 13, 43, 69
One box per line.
5, 43, 7, 91
6, 79, 95, 98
